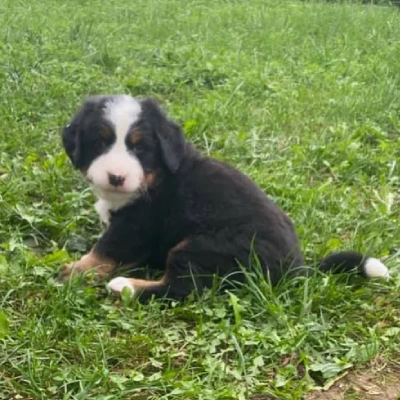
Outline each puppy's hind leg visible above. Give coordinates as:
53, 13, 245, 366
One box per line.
107, 241, 205, 302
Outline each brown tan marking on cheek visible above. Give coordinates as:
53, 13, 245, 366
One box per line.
144, 171, 158, 188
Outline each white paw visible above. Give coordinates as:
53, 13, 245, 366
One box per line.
364, 258, 390, 280
107, 277, 136, 296
50, 278, 65, 287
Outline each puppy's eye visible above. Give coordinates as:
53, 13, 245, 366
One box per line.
95, 138, 108, 152
133, 144, 145, 155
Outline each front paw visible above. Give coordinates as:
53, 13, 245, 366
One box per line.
56, 262, 86, 283
55, 251, 117, 285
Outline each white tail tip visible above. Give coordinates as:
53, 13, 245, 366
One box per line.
364, 258, 390, 280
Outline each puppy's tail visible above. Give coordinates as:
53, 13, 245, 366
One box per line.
318, 251, 390, 279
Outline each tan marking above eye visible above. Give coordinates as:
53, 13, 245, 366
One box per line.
128, 130, 143, 146
100, 124, 113, 139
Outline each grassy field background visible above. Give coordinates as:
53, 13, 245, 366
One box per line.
1, 0, 400, 399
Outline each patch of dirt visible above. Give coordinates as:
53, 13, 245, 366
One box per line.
306, 362, 400, 400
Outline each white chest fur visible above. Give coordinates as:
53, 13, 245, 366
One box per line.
94, 193, 137, 226
94, 199, 112, 226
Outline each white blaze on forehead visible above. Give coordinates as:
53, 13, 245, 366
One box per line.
86, 95, 145, 212
103, 95, 142, 137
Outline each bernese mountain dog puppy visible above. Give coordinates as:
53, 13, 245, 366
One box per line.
58, 95, 390, 301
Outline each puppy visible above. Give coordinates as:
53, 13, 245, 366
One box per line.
58, 95, 389, 301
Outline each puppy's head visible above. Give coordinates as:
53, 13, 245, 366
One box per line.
62, 95, 185, 203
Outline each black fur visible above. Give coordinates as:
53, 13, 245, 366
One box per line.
62, 96, 112, 170
319, 251, 366, 275
140, 98, 186, 173
62, 96, 385, 302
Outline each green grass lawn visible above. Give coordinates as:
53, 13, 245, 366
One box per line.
1, 0, 400, 399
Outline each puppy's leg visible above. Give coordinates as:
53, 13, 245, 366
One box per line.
57, 211, 152, 283
107, 275, 170, 299
57, 248, 117, 283
107, 240, 206, 301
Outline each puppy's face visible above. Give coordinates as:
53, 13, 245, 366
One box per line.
62, 95, 185, 205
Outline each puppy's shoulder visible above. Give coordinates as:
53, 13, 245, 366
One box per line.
179, 149, 260, 196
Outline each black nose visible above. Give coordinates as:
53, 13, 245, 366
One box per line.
108, 173, 125, 187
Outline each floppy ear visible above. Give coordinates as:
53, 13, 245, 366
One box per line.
62, 121, 83, 169
157, 118, 185, 173
141, 98, 185, 173
62, 96, 105, 169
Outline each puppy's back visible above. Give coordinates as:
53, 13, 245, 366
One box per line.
171, 150, 304, 282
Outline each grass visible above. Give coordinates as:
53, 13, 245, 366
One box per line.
1, 0, 400, 398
